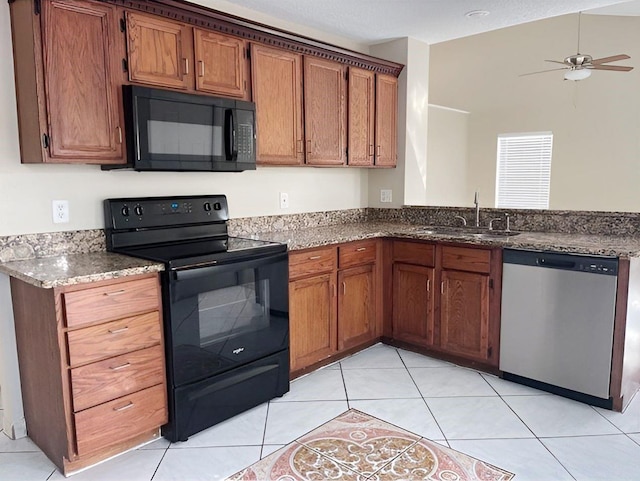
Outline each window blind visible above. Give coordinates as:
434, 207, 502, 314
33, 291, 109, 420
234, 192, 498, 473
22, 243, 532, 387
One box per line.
495, 132, 552, 209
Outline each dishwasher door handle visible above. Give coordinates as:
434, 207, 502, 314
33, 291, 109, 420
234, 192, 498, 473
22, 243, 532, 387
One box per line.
536, 257, 576, 269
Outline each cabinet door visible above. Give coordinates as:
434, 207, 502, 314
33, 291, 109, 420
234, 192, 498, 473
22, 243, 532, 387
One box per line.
125, 11, 191, 89
440, 270, 490, 361
251, 44, 304, 165
42, 0, 124, 163
194, 29, 249, 99
392, 263, 435, 347
303, 57, 346, 165
289, 273, 337, 371
348, 67, 375, 166
375, 74, 398, 167
338, 264, 375, 350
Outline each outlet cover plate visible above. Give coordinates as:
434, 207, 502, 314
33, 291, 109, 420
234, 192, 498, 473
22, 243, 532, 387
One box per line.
380, 189, 393, 203
52, 200, 69, 223
279, 192, 289, 209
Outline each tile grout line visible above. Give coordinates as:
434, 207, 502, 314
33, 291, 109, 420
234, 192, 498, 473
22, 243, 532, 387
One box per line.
398, 348, 448, 445
259, 401, 271, 459
149, 444, 171, 481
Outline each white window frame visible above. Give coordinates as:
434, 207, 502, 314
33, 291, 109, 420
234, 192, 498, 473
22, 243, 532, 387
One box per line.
495, 132, 553, 209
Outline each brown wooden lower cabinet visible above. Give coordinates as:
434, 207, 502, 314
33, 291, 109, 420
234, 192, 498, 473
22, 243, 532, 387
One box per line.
289, 272, 338, 371
10, 273, 167, 475
440, 269, 490, 362
289, 240, 379, 374
391, 240, 500, 367
392, 263, 435, 347
338, 263, 376, 350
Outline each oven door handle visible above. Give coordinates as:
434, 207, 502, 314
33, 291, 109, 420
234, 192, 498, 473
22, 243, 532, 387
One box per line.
170, 251, 288, 282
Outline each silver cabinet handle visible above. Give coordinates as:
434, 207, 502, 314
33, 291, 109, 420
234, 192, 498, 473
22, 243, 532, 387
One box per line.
183, 58, 189, 75
104, 289, 126, 297
116, 126, 122, 144
113, 401, 134, 412
198, 60, 205, 77
108, 326, 129, 334
109, 362, 131, 371
426, 279, 430, 292
309, 255, 321, 260
342, 281, 346, 295
441, 281, 445, 295
356, 247, 367, 252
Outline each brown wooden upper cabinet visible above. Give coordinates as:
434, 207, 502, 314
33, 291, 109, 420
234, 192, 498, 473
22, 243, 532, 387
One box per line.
251, 44, 304, 165
375, 74, 398, 167
10, 0, 126, 164
125, 12, 192, 90
347, 67, 375, 166
124, 12, 250, 99
303, 57, 347, 166
193, 29, 250, 99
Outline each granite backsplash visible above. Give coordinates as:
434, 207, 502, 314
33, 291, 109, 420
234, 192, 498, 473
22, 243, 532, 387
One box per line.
2, 206, 639, 263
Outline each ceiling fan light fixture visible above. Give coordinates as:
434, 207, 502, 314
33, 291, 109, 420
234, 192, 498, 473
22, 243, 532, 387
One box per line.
465, 10, 489, 18
564, 68, 591, 81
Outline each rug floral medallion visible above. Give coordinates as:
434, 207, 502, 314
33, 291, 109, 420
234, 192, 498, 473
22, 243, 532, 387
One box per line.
227, 409, 515, 481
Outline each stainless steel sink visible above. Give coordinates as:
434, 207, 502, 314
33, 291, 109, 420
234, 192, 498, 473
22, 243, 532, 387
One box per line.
413, 226, 520, 238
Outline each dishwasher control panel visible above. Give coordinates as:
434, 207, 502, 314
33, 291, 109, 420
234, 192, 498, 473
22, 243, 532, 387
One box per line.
504, 249, 618, 276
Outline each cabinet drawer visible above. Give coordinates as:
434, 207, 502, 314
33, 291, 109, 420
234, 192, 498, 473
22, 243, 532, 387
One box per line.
64, 276, 159, 328
339, 240, 377, 268
67, 311, 162, 367
71, 345, 165, 412
441, 246, 491, 274
289, 246, 337, 280
74, 383, 167, 456
393, 241, 435, 267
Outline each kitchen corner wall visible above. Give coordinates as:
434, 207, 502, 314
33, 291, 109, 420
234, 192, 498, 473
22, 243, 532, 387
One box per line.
368, 37, 430, 208
0, 1, 377, 237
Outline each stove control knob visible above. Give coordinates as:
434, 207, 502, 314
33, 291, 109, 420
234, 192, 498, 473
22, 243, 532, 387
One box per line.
121, 205, 130, 217
203, 202, 212, 212
214, 202, 222, 211
134, 205, 144, 216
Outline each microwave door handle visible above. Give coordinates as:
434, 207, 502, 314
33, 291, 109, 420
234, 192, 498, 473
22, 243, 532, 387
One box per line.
224, 109, 238, 161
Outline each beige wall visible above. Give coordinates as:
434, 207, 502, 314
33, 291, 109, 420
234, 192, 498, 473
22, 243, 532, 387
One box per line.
369, 37, 430, 208
0, 1, 373, 236
429, 14, 640, 212
426, 105, 469, 206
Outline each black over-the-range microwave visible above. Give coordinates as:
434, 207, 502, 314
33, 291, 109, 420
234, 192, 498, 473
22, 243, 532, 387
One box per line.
103, 85, 256, 172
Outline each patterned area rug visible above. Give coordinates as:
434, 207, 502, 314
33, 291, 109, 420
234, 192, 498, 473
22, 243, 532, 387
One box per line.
227, 409, 515, 480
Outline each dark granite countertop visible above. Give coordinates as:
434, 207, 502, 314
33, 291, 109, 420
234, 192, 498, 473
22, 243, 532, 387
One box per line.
2, 221, 639, 288
254, 221, 640, 258
0, 252, 164, 289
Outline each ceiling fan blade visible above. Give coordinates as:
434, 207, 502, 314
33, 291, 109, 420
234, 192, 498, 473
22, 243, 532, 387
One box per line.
589, 64, 633, 71
591, 54, 630, 65
544, 60, 567, 65
519, 67, 567, 77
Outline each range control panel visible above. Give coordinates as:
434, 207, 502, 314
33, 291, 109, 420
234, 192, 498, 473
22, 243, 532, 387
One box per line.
104, 195, 229, 230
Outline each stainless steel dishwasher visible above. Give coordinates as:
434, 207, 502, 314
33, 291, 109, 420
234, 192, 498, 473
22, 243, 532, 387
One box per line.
500, 249, 618, 408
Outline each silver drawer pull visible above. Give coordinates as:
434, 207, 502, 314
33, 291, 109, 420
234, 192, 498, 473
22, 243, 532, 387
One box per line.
108, 326, 129, 334
309, 255, 321, 260
113, 402, 134, 412
356, 247, 367, 252
104, 289, 126, 297
109, 362, 131, 371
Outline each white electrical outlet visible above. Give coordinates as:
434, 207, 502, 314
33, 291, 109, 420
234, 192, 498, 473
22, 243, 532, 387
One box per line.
279, 192, 289, 209
52, 200, 69, 223
380, 189, 393, 203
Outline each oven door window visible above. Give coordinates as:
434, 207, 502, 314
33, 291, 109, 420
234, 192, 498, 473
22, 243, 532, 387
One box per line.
168, 254, 288, 386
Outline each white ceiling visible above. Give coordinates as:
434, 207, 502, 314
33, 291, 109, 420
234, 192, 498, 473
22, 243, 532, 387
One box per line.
223, 0, 639, 44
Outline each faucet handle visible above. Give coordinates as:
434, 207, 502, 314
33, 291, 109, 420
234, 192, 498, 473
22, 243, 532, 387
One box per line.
454, 215, 467, 227
504, 213, 511, 232
488, 218, 502, 231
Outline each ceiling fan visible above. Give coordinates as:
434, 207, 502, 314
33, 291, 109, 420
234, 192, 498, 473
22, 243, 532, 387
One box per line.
521, 13, 633, 81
